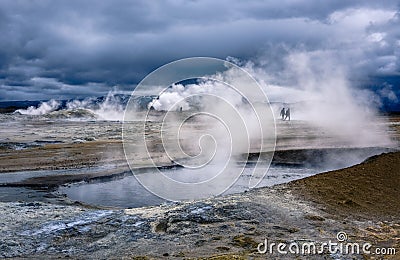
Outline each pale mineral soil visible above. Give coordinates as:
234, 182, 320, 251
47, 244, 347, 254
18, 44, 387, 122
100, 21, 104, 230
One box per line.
0, 151, 399, 259
0, 115, 399, 259
1, 115, 397, 188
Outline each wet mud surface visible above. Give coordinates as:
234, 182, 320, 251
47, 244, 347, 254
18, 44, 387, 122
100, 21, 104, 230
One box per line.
0, 151, 399, 259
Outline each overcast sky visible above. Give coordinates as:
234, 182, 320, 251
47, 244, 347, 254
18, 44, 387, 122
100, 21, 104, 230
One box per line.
0, 0, 399, 102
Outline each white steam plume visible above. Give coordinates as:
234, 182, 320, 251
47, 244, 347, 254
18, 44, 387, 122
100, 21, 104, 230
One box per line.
93, 90, 125, 121
14, 90, 125, 121
15, 99, 60, 115
242, 51, 394, 148
148, 52, 394, 149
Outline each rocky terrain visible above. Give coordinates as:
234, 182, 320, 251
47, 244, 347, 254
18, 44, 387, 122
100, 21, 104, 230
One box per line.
1, 152, 399, 259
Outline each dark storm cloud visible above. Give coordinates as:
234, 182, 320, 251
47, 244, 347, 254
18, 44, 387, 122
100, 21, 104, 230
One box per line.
0, 0, 399, 101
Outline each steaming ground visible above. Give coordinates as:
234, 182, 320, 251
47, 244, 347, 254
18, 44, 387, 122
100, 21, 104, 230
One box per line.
0, 47, 398, 258
0, 88, 397, 206
0, 110, 398, 207
0, 104, 399, 258
0, 112, 395, 174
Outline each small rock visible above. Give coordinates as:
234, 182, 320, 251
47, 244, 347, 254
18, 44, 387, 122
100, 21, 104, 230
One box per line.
216, 246, 230, 251
231, 235, 258, 249
305, 214, 325, 221
154, 219, 168, 233
195, 239, 206, 246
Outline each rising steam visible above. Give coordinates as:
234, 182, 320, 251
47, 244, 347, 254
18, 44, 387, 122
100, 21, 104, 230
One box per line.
14, 90, 125, 121
123, 57, 276, 201
145, 52, 393, 150
240, 51, 394, 148
15, 99, 61, 116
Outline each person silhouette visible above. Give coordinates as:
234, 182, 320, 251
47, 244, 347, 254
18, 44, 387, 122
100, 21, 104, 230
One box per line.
280, 108, 285, 120
285, 108, 291, 121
